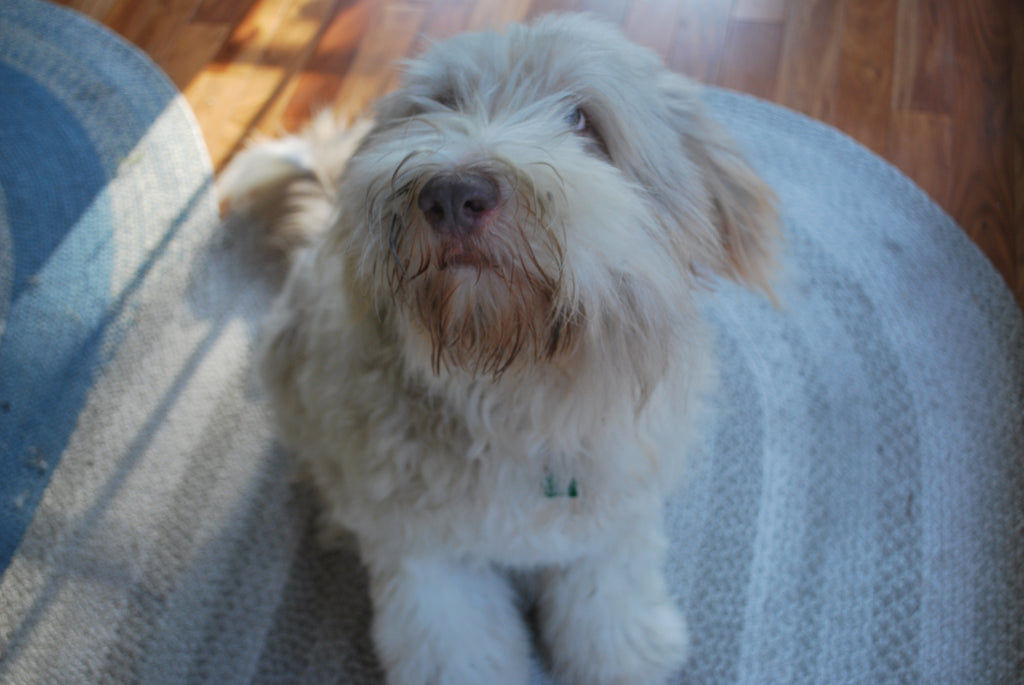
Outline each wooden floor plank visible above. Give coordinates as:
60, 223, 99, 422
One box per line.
892, 0, 954, 115
158, 22, 236, 90
948, 0, 1014, 284
1013, 0, 1024, 302
103, 0, 163, 45
279, 0, 381, 129
233, 0, 371, 142
733, 0, 788, 23
716, 19, 784, 100
774, 0, 845, 120
574, 0, 630, 25
56, 0, 120, 20
185, 0, 311, 167
418, 0, 479, 45
190, 0, 260, 25
667, 0, 732, 83
328, 2, 425, 122
527, 0, 579, 18
467, 0, 532, 29
622, 0, 685, 57
833, 0, 896, 156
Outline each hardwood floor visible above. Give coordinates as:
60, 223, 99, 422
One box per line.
58, 0, 1023, 308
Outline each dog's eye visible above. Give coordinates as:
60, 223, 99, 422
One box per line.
434, 89, 457, 109
566, 106, 609, 158
567, 107, 589, 133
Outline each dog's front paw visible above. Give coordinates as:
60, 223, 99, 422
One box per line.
591, 599, 689, 685
548, 598, 688, 685
539, 545, 689, 685
369, 556, 531, 685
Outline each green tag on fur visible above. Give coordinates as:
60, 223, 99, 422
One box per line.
543, 473, 579, 498
566, 478, 579, 498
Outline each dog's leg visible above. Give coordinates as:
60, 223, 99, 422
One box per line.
368, 555, 531, 685
538, 522, 688, 685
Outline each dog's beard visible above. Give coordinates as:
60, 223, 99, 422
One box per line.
382, 183, 578, 377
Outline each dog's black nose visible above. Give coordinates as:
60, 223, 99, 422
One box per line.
417, 174, 499, 235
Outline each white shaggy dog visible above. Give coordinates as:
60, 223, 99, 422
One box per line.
221, 13, 777, 685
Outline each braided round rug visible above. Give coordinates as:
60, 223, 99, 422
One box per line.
0, 0, 219, 569
1, 3, 1021, 683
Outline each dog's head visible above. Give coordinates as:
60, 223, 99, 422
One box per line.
334, 14, 777, 390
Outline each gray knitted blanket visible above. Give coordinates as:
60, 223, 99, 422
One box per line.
1, 2, 1021, 682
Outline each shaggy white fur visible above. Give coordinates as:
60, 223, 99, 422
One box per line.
220, 13, 778, 685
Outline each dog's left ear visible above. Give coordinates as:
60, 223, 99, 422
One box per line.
654, 74, 780, 297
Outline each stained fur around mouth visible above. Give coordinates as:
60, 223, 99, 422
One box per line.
380, 172, 575, 377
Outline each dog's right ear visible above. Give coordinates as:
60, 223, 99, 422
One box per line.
656, 75, 780, 298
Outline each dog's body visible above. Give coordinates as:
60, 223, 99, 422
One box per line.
221, 14, 777, 685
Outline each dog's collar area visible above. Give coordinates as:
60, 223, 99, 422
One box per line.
543, 471, 579, 498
